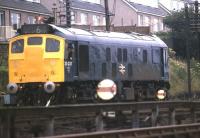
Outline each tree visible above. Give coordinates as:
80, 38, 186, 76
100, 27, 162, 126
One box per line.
163, 9, 198, 59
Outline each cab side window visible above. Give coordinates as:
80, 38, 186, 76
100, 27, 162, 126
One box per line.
67, 44, 74, 60
46, 38, 60, 52
153, 49, 160, 64
11, 39, 24, 53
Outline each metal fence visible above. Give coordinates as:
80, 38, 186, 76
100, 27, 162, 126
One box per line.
0, 26, 16, 41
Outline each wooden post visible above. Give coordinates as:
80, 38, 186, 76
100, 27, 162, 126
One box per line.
0, 114, 3, 138
132, 109, 139, 128
45, 117, 54, 136
169, 107, 176, 125
0, 111, 15, 138
95, 112, 104, 131
151, 106, 159, 126
191, 108, 196, 123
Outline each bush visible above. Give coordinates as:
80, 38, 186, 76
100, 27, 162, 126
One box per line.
190, 59, 200, 92
169, 58, 200, 96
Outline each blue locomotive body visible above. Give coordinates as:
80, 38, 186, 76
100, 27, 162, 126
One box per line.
52, 25, 169, 101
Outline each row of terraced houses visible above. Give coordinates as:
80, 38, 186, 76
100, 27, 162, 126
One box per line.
0, 0, 194, 43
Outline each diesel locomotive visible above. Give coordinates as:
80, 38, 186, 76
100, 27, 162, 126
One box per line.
7, 24, 170, 105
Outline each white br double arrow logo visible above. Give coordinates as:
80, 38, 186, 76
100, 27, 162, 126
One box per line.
119, 64, 126, 75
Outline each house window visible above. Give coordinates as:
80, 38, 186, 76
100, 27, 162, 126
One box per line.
80, 13, 88, 25
172, 1, 178, 10
0, 11, 5, 26
93, 15, 100, 26
28, 16, 36, 24
138, 15, 143, 26
11, 13, 21, 29
26, 0, 40, 3
93, 0, 100, 4
102, 17, 106, 26
158, 19, 163, 31
144, 16, 150, 26
153, 18, 158, 32
81, 0, 100, 4
33, 0, 40, 3
71, 11, 76, 24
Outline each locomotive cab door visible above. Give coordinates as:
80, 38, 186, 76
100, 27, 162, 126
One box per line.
162, 48, 169, 80
64, 41, 78, 81
152, 47, 163, 79
160, 48, 164, 77
77, 41, 90, 79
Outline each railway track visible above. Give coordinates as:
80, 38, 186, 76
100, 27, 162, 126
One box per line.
40, 123, 200, 138
0, 101, 200, 138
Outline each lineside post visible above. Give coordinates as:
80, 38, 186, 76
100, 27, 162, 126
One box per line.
45, 116, 55, 136
185, 3, 192, 98
95, 111, 104, 131
132, 108, 139, 128
151, 105, 159, 126
0, 112, 3, 138
0, 111, 15, 138
169, 107, 176, 125
191, 107, 196, 123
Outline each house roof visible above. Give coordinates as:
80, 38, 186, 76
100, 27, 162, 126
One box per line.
128, 1, 168, 17
0, 0, 51, 15
71, 0, 105, 14
186, 0, 195, 4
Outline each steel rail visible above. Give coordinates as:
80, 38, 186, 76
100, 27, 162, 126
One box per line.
40, 123, 200, 138
1, 101, 200, 138
0, 101, 199, 118
0, 101, 198, 110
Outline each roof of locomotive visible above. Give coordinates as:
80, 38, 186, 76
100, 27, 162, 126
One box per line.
50, 25, 167, 48
15, 24, 167, 48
